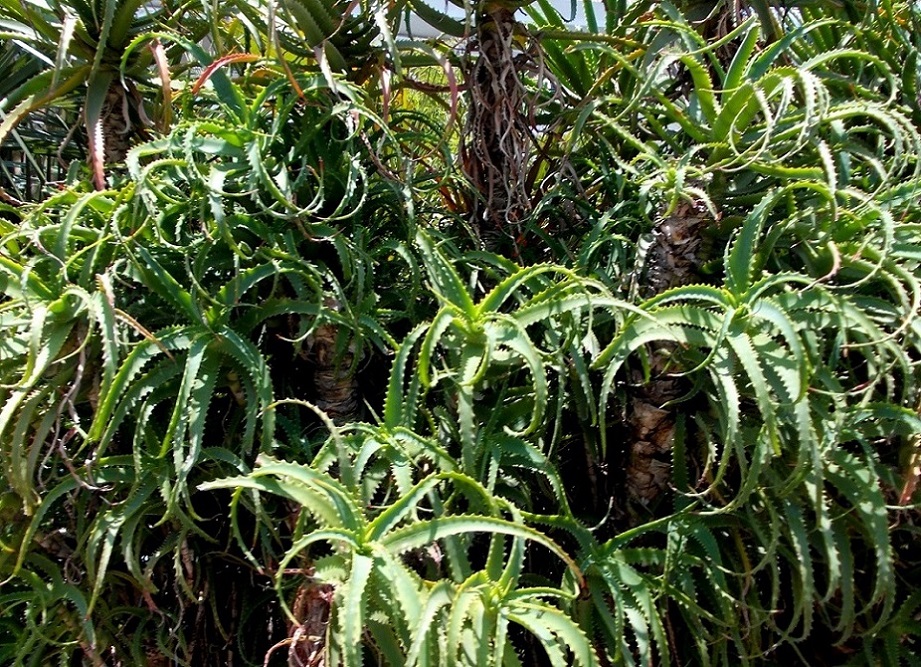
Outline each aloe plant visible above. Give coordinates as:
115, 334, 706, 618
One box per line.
0, 50, 411, 663
202, 454, 592, 665
2, 1, 921, 666
0, 0, 201, 189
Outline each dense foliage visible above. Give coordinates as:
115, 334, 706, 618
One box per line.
2, 0, 921, 665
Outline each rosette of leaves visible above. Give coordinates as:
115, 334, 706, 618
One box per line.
589, 184, 921, 661
202, 453, 595, 666
0, 0, 211, 190
227, 0, 382, 79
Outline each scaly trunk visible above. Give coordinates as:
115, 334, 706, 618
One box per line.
309, 302, 362, 425
620, 1, 742, 507
626, 200, 711, 504
282, 304, 361, 665
287, 577, 335, 667
87, 79, 148, 190
277, 304, 361, 667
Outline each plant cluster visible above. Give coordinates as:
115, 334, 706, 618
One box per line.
1, 0, 921, 665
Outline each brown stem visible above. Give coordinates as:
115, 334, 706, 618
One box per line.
310, 301, 362, 425
625, 200, 711, 504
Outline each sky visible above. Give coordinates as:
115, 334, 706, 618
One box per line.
396, 0, 606, 38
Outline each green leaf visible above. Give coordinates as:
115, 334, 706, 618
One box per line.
340, 553, 374, 666
416, 230, 475, 317
406, 581, 454, 666
383, 324, 427, 429
725, 192, 778, 295
131, 246, 200, 322
508, 602, 599, 667
383, 515, 581, 586
825, 449, 895, 631
407, 0, 466, 37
